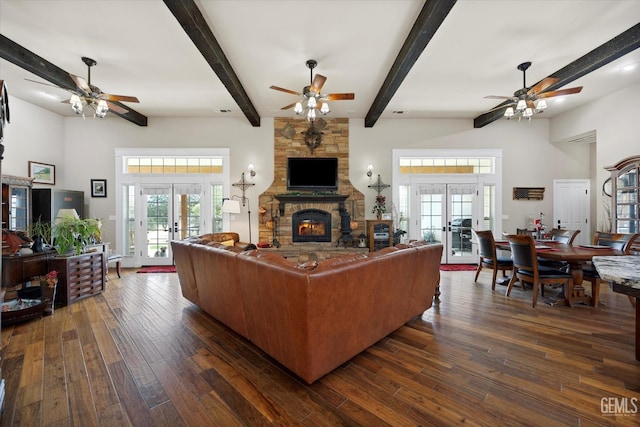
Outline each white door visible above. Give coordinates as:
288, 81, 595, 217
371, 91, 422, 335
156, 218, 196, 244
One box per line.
140, 183, 203, 266
417, 183, 478, 264
554, 179, 590, 245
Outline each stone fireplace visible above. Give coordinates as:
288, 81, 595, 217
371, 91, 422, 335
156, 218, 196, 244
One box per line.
258, 117, 365, 249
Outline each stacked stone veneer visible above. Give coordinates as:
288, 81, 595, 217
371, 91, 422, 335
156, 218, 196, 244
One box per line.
257, 117, 365, 247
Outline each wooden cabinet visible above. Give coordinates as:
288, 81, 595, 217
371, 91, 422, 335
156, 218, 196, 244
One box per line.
366, 220, 393, 252
2, 251, 56, 289
50, 252, 105, 306
605, 156, 640, 254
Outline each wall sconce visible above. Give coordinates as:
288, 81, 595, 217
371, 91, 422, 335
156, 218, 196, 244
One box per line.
248, 163, 256, 178
367, 164, 374, 178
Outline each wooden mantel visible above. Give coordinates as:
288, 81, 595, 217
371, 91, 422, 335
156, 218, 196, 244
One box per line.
274, 194, 348, 216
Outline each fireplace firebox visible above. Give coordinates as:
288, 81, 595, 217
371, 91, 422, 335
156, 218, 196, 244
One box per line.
292, 209, 332, 242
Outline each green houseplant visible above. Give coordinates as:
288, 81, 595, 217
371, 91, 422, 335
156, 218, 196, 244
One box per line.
52, 216, 102, 256
27, 218, 52, 252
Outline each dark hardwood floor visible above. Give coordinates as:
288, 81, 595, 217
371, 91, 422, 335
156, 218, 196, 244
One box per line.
1, 267, 639, 426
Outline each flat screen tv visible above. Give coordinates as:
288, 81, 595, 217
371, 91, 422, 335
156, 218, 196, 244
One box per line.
287, 157, 338, 191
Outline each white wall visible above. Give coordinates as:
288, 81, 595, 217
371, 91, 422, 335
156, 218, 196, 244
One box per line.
3, 97, 65, 179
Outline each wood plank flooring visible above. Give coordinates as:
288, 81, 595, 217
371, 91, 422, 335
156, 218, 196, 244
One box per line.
1, 267, 639, 426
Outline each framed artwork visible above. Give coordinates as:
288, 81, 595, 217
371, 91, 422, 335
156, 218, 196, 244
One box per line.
91, 179, 107, 197
28, 161, 56, 185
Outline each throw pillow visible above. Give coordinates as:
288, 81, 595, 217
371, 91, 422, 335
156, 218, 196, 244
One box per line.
220, 239, 235, 246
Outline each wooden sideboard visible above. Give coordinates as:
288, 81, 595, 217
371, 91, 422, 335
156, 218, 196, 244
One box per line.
50, 252, 105, 306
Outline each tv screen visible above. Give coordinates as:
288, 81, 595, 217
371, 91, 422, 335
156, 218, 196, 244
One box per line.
287, 157, 338, 191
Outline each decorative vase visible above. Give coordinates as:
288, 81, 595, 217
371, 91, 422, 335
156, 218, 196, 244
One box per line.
376, 213, 382, 220
350, 221, 358, 230
32, 236, 45, 253
40, 280, 57, 316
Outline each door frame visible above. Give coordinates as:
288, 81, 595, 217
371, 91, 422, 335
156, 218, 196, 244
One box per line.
114, 148, 230, 268
393, 149, 504, 264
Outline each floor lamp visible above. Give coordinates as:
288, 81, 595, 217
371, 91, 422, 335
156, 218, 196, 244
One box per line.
223, 172, 255, 243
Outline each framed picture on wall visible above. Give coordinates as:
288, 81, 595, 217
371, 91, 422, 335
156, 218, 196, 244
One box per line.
91, 179, 107, 198
28, 161, 56, 185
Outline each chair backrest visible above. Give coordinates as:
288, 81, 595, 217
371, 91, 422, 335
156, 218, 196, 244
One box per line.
507, 234, 537, 272
550, 228, 580, 245
472, 229, 496, 259
516, 228, 535, 238
593, 232, 640, 253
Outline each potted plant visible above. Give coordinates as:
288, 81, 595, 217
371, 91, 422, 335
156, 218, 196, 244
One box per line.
27, 218, 52, 252
52, 216, 102, 256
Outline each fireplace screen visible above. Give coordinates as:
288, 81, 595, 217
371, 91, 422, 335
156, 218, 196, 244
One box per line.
292, 209, 331, 242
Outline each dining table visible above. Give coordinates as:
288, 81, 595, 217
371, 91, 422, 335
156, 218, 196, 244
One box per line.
592, 255, 640, 361
495, 240, 624, 306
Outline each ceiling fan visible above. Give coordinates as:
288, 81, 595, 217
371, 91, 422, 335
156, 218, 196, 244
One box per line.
26, 56, 139, 118
484, 61, 582, 120
270, 59, 354, 121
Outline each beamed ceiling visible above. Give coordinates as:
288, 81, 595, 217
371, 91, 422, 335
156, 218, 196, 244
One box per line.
0, 0, 639, 128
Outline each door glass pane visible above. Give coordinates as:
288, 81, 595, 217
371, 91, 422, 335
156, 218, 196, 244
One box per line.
176, 192, 201, 240
124, 185, 136, 256
450, 190, 474, 257
420, 194, 442, 243
146, 194, 170, 258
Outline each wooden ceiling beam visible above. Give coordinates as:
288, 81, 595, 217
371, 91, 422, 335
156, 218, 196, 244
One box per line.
474, 23, 640, 129
0, 34, 148, 127
364, 0, 458, 128
163, 0, 261, 127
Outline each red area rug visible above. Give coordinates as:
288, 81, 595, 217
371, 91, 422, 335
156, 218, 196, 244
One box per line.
137, 266, 177, 274
439, 264, 478, 271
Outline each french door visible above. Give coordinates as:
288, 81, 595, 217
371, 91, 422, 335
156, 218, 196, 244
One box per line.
417, 183, 478, 264
139, 183, 203, 266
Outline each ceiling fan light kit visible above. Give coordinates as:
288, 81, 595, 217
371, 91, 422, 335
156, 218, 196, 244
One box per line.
485, 61, 582, 122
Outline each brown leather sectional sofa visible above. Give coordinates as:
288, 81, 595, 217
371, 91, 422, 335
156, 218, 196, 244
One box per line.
172, 234, 443, 383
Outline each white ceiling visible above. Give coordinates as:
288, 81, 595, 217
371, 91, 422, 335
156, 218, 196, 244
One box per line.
1, 0, 639, 126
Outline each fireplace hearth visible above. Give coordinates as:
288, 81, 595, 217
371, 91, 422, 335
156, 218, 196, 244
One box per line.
292, 209, 332, 242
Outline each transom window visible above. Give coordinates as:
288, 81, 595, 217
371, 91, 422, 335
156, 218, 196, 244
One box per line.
399, 157, 494, 175
124, 157, 223, 174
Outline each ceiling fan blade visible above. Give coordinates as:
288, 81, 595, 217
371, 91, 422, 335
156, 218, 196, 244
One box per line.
527, 77, 559, 96
325, 93, 355, 101
536, 86, 583, 99
484, 95, 516, 101
270, 85, 302, 96
25, 78, 61, 89
101, 94, 139, 103
280, 101, 299, 110
70, 73, 91, 93
310, 74, 327, 94
106, 101, 128, 114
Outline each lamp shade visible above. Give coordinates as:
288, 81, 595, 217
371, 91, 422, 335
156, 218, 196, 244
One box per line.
55, 209, 80, 224
221, 199, 241, 214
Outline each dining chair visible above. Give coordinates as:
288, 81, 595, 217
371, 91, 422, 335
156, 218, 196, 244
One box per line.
582, 232, 639, 307
506, 234, 574, 308
538, 228, 581, 269
472, 229, 513, 290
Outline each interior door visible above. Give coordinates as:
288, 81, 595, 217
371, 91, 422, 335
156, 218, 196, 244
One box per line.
418, 184, 477, 264
553, 179, 590, 245
140, 183, 202, 266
